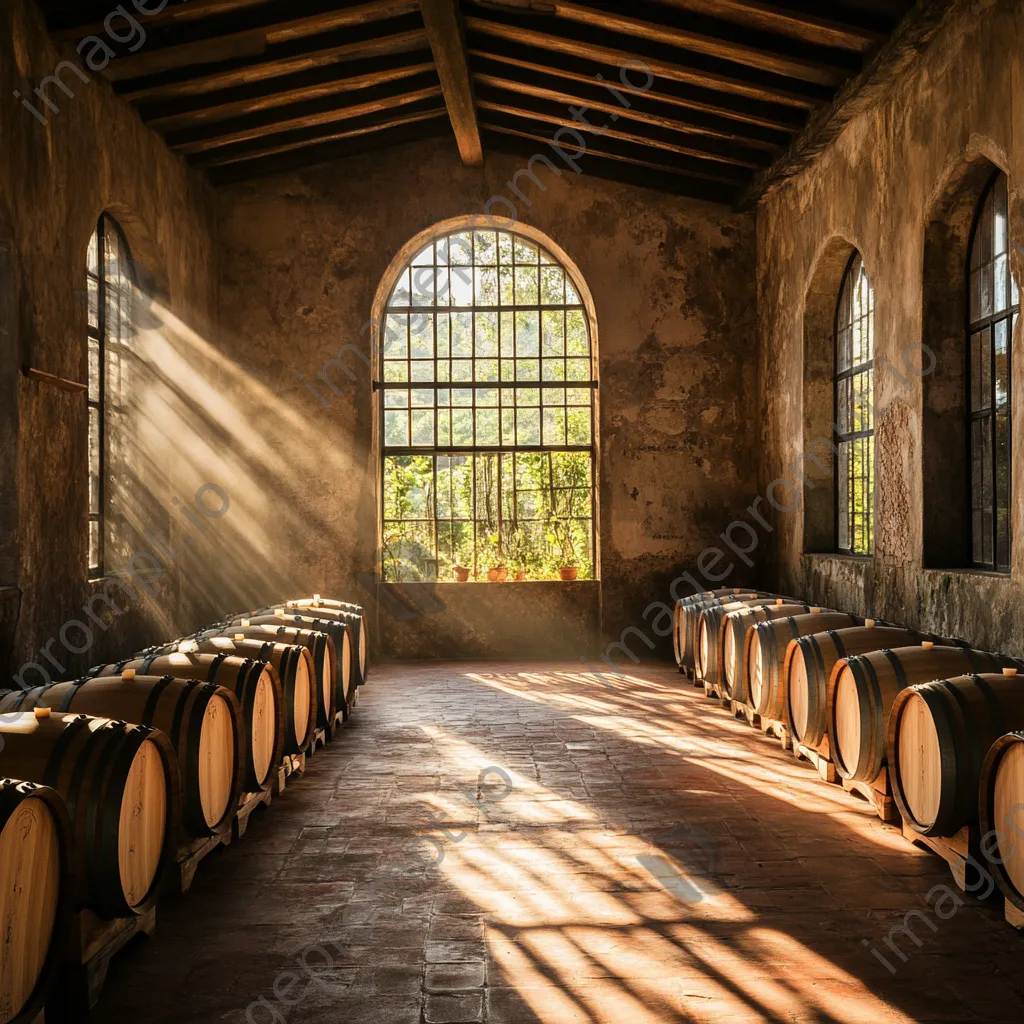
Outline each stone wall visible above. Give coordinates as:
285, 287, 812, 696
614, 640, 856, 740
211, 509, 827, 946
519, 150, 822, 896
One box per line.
756, 0, 1024, 656
216, 137, 760, 659
0, 0, 219, 682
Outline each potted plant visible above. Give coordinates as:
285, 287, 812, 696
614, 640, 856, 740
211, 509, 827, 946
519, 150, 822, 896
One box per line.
487, 565, 508, 582
505, 527, 528, 581
453, 565, 470, 582
551, 518, 579, 581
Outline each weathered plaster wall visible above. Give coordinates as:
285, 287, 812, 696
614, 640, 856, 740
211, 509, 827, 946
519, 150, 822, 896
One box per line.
216, 137, 759, 658
757, 0, 1024, 655
0, 0, 219, 680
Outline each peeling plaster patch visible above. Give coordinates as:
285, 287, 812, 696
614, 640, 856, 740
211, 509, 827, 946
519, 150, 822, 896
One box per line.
701, 407, 721, 426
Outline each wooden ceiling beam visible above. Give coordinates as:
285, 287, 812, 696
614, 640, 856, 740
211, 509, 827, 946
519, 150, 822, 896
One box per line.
114, 25, 428, 101
463, 17, 827, 108
475, 92, 770, 169
195, 105, 449, 167
468, 2, 854, 86
420, 0, 484, 166
649, 0, 887, 52
478, 113, 750, 184
473, 71, 786, 149
205, 115, 450, 184
166, 77, 443, 154
139, 53, 437, 130
47, 0, 275, 40
481, 127, 741, 205
102, 0, 418, 81
466, 44, 806, 133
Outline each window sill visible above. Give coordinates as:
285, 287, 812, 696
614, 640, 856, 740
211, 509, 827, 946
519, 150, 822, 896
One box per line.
922, 567, 1011, 581
802, 552, 872, 562
381, 579, 600, 586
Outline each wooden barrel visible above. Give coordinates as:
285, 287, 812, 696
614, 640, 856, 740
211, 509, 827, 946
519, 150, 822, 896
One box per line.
0, 711, 177, 919
827, 644, 1024, 784
673, 590, 762, 672
889, 669, 1024, 837
784, 623, 960, 751
201, 622, 337, 732
696, 597, 795, 687
241, 612, 354, 714
278, 600, 369, 684
746, 611, 859, 722
1, 677, 239, 838
90, 652, 282, 793
979, 731, 1024, 917
721, 602, 812, 704
0, 777, 74, 1024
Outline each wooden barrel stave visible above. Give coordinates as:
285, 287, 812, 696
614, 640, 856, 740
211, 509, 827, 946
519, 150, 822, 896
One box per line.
889, 671, 1024, 836
827, 646, 1024, 783
0, 777, 74, 1024
0, 713, 177, 919
91, 652, 283, 793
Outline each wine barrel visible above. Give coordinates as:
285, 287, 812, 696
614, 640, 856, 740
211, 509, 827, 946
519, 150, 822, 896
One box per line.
785, 623, 961, 751
696, 598, 796, 687
198, 622, 336, 732
0, 777, 74, 1024
888, 669, 1024, 837
276, 600, 369, 685
673, 590, 762, 672
239, 612, 354, 715
0, 711, 177, 919
1, 677, 239, 838
828, 644, 1024, 784
745, 610, 859, 721
721, 602, 812, 703
979, 732, 1024, 917
90, 652, 282, 793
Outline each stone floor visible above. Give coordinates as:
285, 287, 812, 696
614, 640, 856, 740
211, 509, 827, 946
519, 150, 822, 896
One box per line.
97, 661, 1024, 1023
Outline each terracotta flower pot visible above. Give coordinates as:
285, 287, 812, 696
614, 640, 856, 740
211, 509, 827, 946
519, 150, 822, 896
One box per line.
487, 567, 509, 583
514, 570, 527, 582
454, 566, 470, 583
558, 566, 579, 581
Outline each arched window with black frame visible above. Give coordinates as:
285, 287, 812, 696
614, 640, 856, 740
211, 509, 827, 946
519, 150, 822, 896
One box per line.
834, 252, 875, 556
86, 214, 134, 578
968, 171, 1017, 572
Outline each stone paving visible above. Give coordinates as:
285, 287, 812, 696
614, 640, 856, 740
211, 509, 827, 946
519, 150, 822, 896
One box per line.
98, 661, 1024, 1023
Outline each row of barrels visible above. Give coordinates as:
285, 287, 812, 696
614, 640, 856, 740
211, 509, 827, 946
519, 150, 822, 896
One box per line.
674, 587, 1024, 921
0, 595, 367, 1024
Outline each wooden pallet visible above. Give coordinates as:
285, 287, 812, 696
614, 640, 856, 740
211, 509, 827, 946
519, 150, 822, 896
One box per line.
177, 833, 228, 894
703, 678, 727, 702
901, 822, 984, 892
760, 716, 790, 749
793, 742, 838, 783
842, 769, 900, 824
729, 699, 758, 728
272, 751, 307, 796
233, 787, 272, 840
50, 906, 157, 1012
307, 727, 327, 755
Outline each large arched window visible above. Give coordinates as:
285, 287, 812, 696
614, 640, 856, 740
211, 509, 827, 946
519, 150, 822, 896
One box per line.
834, 253, 875, 556
86, 214, 134, 578
379, 227, 596, 582
968, 171, 1017, 571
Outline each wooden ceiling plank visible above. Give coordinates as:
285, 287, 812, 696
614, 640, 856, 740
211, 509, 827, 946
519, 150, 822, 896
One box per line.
475, 95, 766, 169
473, 72, 784, 149
464, 16, 822, 108
142, 58, 437, 130
479, 119, 747, 184
542, 1, 849, 86
649, 0, 886, 51
49, 0, 275, 40
115, 28, 429, 101
420, 0, 484, 166
167, 81, 443, 154
466, 45, 805, 132
103, 0, 418, 81
196, 107, 449, 167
